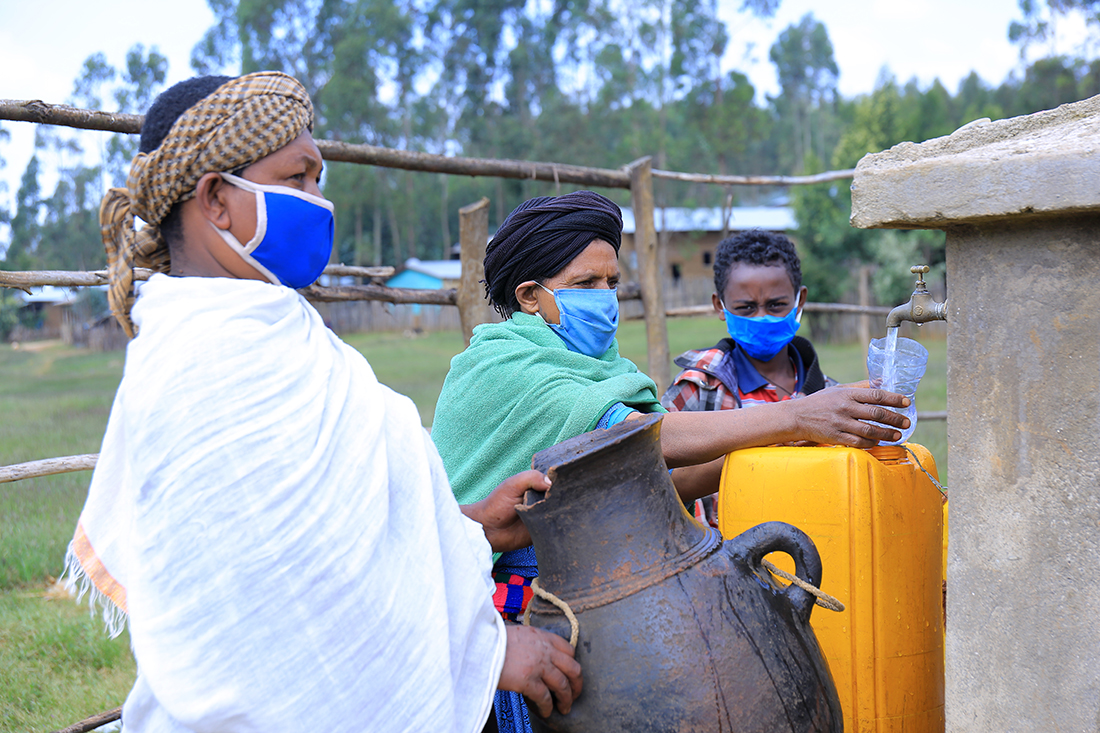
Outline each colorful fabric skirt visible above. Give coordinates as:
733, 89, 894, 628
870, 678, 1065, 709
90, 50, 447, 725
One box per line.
491, 547, 538, 733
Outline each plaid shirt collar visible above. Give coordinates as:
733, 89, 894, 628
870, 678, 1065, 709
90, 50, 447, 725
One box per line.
728, 340, 806, 394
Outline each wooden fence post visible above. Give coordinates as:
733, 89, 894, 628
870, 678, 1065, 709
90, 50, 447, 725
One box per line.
627, 156, 671, 395
457, 197, 494, 346
858, 265, 872, 359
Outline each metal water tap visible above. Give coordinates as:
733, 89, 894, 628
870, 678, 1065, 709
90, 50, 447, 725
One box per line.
886, 265, 948, 329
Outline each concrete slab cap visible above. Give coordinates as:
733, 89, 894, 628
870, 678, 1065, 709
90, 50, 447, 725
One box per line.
851, 94, 1100, 229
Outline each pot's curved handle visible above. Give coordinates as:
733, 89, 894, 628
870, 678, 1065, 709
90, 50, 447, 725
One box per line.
727, 521, 823, 624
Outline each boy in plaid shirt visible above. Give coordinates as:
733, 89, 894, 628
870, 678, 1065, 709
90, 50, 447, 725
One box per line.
662, 230, 837, 525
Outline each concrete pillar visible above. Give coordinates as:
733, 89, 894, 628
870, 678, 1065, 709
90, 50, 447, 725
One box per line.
851, 95, 1100, 733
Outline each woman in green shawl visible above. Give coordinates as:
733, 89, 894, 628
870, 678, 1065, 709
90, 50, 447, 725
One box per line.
430, 190, 909, 733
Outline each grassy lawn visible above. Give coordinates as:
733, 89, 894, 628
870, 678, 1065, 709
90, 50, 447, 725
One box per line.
0, 343, 133, 733
0, 319, 947, 731
0, 591, 133, 733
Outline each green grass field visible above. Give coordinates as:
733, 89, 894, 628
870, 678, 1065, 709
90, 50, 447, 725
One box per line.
0, 318, 947, 731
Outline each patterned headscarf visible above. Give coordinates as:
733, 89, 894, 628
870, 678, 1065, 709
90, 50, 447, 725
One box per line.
99, 71, 314, 336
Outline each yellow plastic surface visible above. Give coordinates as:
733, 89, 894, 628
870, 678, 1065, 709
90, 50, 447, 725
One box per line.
718, 444, 945, 733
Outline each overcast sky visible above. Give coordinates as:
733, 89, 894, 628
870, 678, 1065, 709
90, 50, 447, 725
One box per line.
0, 0, 1090, 203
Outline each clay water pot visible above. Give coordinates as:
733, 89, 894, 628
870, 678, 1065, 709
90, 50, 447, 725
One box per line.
519, 413, 842, 733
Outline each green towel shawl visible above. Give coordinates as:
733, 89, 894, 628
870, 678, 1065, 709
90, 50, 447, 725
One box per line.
432, 313, 666, 513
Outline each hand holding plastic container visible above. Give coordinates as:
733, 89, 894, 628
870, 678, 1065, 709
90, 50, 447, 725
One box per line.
866, 331, 929, 445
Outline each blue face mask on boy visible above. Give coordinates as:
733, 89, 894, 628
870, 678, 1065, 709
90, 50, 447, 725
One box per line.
539, 284, 619, 358
210, 172, 335, 289
722, 299, 802, 361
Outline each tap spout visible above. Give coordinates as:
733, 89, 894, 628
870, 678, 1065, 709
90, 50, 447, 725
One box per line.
885, 265, 948, 329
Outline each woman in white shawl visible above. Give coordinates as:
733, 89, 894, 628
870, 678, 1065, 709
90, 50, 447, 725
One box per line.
65, 71, 581, 733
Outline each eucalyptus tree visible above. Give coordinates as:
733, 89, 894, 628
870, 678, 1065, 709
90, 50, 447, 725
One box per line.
3, 153, 41, 271
767, 13, 837, 173
90, 45, 168, 185
955, 71, 1005, 125
2, 46, 168, 272
191, 0, 328, 90
1009, 0, 1100, 57
312, 0, 435, 263
0, 124, 10, 229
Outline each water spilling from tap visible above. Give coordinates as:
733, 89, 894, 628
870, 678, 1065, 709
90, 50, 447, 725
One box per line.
883, 326, 900, 392
868, 326, 926, 445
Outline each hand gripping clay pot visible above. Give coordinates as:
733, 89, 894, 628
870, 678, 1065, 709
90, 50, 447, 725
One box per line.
518, 413, 843, 733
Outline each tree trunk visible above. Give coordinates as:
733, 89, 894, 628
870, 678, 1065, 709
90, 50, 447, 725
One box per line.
440, 173, 451, 259
373, 173, 383, 266
354, 206, 364, 268
404, 170, 417, 259
386, 174, 403, 264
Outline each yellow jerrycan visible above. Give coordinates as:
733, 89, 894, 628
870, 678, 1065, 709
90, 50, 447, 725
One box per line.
718, 443, 945, 733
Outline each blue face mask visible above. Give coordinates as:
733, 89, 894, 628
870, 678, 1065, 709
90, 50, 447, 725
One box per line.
539, 284, 619, 358
722, 299, 802, 361
211, 172, 335, 289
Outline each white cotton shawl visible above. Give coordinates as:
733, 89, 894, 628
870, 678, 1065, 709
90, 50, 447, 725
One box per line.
64, 274, 505, 733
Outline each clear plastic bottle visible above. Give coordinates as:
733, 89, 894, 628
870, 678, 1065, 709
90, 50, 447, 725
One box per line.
866, 333, 928, 445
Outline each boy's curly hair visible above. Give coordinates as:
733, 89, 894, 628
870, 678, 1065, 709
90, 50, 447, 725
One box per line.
713, 229, 802, 296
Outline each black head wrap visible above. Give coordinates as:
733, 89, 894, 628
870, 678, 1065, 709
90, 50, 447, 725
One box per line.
484, 190, 623, 317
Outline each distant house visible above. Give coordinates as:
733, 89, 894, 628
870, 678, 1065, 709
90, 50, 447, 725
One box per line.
620, 206, 797, 284
10, 285, 82, 342
380, 208, 796, 317
350, 257, 464, 332
385, 257, 462, 291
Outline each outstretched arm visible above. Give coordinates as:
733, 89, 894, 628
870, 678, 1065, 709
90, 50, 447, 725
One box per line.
644, 387, 911, 469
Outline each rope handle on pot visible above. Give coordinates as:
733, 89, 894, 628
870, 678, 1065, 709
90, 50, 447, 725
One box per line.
522, 578, 580, 649
761, 558, 845, 612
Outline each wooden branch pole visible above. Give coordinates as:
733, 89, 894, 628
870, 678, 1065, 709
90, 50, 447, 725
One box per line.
0, 267, 452, 306
628, 157, 671, 395
319, 140, 631, 188
323, 264, 395, 280
858, 265, 873, 356
0, 100, 631, 189
51, 706, 122, 733
651, 168, 855, 185
0, 268, 153, 289
0, 99, 142, 133
457, 198, 495, 346
0, 265, 391, 289
0, 99, 858, 189
0, 454, 98, 484
300, 283, 457, 305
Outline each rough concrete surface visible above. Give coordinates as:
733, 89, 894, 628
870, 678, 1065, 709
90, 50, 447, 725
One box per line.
851, 94, 1100, 228
946, 218, 1100, 732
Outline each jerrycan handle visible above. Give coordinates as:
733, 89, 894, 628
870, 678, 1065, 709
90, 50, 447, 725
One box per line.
727, 521, 824, 624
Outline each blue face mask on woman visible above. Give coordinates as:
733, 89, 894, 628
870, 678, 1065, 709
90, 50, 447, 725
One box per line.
539, 284, 619, 358
722, 299, 802, 361
210, 172, 335, 289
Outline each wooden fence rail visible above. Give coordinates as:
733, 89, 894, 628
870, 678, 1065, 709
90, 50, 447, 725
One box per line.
0, 454, 98, 484
51, 706, 122, 733
0, 264, 395, 293
0, 100, 856, 189
2, 267, 890, 318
